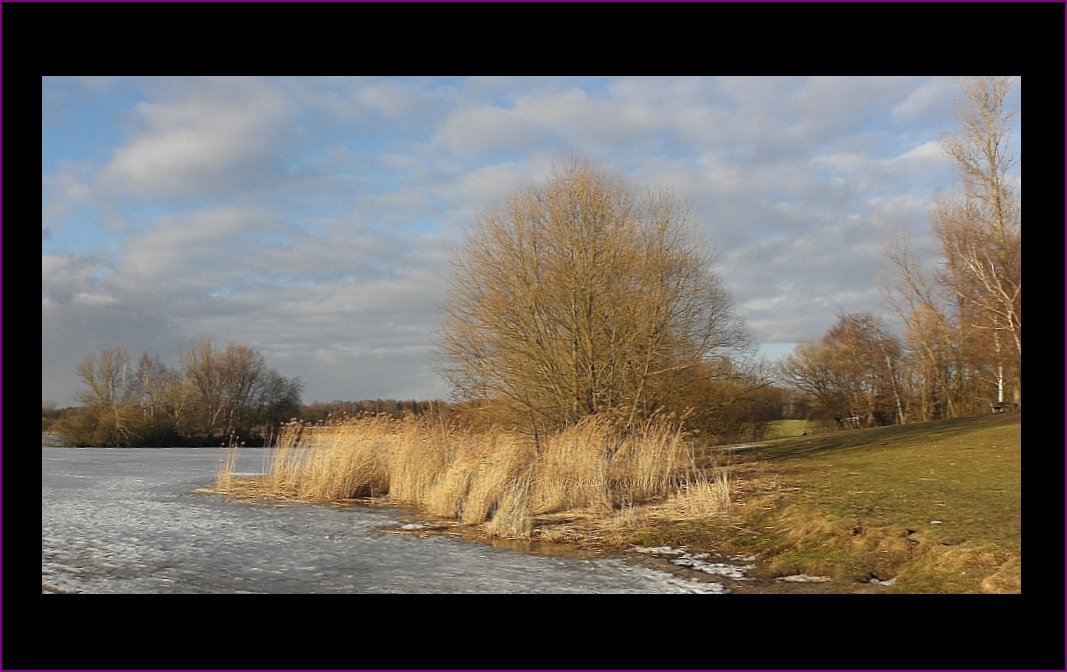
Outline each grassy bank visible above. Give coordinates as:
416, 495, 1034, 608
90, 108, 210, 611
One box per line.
626, 412, 1021, 593
213, 413, 1020, 593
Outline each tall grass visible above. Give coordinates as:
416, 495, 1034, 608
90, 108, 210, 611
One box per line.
666, 470, 731, 518
216, 414, 726, 538
215, 445, 241, 492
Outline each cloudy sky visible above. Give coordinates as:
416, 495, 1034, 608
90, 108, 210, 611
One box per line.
42, 76, 1021, 405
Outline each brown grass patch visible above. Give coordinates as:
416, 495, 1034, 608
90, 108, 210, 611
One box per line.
662, 471, 731, 518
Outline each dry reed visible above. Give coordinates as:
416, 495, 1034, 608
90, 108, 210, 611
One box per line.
215, 413, 725, 538
668, 470, 731, 518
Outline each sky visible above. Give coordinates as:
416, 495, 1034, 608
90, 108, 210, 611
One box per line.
42, 76, 1021, 406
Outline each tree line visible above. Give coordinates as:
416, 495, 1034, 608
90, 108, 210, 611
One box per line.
45, 392, 463, 446
299, 399, 439, 423
52, 339, 304, 447
784, 77, 1020, 426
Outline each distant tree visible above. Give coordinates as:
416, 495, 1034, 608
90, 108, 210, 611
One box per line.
126, 352, 189, 442
182, 339, 227, 438
255, 370, 304, 432
79, 346, 136, 444
668, 358, 779, 443
58, 347, 137, 446
784, 313, 904, 427
75, 346, 130, 408
42, 400, 63, 433
181, 339, 302, 441
217, 343, 267, 437
783, 341, 850, 423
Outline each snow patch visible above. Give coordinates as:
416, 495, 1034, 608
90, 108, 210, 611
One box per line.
632, 546, 755, 580
632, 546, 685, 556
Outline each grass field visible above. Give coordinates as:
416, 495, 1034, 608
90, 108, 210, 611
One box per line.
624, 413, 1021, 593
764, 419, 815, 438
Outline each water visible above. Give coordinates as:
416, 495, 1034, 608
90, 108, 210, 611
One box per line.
42, 446, 726, 593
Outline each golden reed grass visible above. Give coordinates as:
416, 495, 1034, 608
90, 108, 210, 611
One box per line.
216, 414, 729, 538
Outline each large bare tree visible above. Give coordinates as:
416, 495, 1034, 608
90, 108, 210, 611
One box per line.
937, 78, 1020, 316
934, 76, 1020, 405
438, 161, 749, 435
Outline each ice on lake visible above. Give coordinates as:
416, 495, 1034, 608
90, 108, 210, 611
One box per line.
43, 446, 726, 594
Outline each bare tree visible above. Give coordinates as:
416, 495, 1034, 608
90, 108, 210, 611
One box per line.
883, 231, 981, 419
783, 313, 903, 427
782, 340, 850, 423
438, 160, 749, 435
182, 339, 277, 438
182, 338, 227, 437
256, 370, 304, 432
73, 347, 135, 445
76, 347, 130, 407
130, 352, 171, 420
935, 76, 1021, 403
882, 77, 1020, 416
218, 343, 266, 437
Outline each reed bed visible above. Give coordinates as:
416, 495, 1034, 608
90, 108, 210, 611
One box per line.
216, 414, 729, 538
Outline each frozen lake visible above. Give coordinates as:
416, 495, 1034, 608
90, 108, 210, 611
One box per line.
42, 445, 726, 593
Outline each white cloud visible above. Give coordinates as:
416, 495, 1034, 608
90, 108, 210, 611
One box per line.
885, 140, 946, 176
435, 104, 547, 157
42, 252, 112, 304
42, 164, 95, 236
353, 79, 425, 118
100, 78, 292, 200
116, 207, 268, 286
892, 78, 955, 121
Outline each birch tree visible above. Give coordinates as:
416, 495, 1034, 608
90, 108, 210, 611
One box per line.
882, 76, 1020, 415
934, 76, 1020, 405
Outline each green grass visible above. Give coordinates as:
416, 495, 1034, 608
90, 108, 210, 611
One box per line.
629, 413, 1021, 592
764, 419, 815, 439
